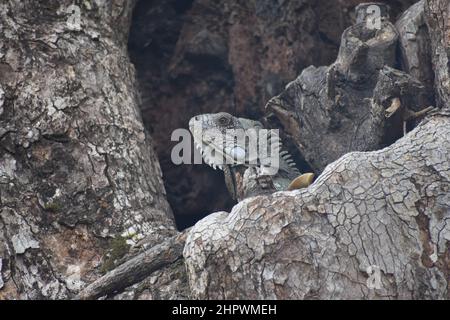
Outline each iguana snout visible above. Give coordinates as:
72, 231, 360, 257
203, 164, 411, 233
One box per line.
188, 112, 314, 200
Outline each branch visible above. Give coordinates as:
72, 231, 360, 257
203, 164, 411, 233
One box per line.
184, 114, 450, 299
76, 231, 188, 300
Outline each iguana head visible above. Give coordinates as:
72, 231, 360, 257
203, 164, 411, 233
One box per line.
189, 112, 263, 170
189, 112, 263, 137
189, 112, 298, 177
189, 113, 316, 197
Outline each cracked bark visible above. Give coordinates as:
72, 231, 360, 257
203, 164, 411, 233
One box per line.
0, 1, 175, 299
183, 1, 449, 300
184, 113, 450, 299
396, 0, 435, 96
1, 0, 449, 301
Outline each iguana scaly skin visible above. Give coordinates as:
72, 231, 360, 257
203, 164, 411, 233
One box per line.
189, 112, 314, 201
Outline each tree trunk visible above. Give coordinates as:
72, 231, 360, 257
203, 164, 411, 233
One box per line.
1, 0, 449, 301
0, 1, 175, 299
183, 0, 450, 300
128, 0, 421, 226
265, 2, 435, 173
184, 113, 450, 299
425, 0, 450, 108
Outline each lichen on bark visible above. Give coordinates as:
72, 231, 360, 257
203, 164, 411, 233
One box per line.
0, 0, 175, 299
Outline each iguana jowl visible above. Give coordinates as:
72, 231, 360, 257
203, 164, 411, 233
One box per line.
189, 112, 314, 201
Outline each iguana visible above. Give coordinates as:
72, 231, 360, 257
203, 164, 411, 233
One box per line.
189, 112, 314, 201
77, 114, 313, 299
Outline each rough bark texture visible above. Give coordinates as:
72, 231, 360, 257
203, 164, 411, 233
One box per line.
184, 114, 450, 299
266, 3, 434, 173
128, 0, 420, 228
181, 0, 450, 300
110, 259, 189, 300
0, 1, 175, 299
425, 0, 450, 108
1, 0, 449, 301
77, 230, 188, 300
396, 0, 435, 95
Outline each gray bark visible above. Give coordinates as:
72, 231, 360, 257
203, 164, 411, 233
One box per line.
425, 0, 450, 108
183, 0, 450, 300
1, 0, 449, 301
0, 0, 175, 299
265, 3, 434, 173
184, 113, 450, 299
128, 0, 420, 223
77, 230, 188, 300
396, 0, 435, 95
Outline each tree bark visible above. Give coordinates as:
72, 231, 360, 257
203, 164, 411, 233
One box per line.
183, 0, 450, 300
128, 0, 421, 224
265, 3, 435, 173
1, 0, 449, 301
0, 1, 175, 299
77, 230, 188, 300
425, 0, 450, 108
396, 0, 435, 96
184, 113, 450, 299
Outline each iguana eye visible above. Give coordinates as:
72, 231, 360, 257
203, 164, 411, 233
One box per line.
218, 116, 230, 126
